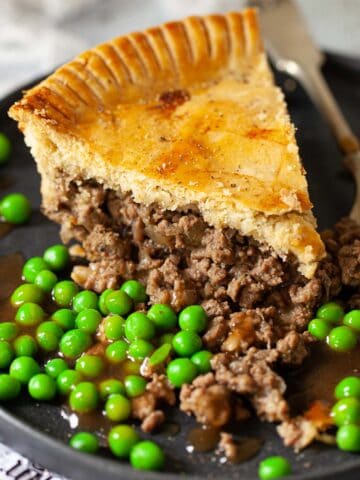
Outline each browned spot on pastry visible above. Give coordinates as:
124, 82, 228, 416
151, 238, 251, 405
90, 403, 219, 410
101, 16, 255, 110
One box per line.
159, 89, 190, 107
296, 191, 313, 210
245, 127, 274, 140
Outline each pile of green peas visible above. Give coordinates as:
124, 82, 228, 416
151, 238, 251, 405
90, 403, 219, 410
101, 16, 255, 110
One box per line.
330, 376, 360, 453
0, 243, 217, 471
69, 427, 165, 471
308, 302, 360, 352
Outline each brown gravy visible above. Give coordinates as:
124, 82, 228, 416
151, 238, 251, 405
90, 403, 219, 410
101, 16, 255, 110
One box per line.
227, 437, 263, 464
187, 425, 263, 463
0, 174, 14, 190
61, 407, 112, 446
0, 222, 13, 238
0, 252, 24, 320
161, 422, 180, 437
286, 342, 360, 414
62, 407, 112, 431
187, 425, 220, 453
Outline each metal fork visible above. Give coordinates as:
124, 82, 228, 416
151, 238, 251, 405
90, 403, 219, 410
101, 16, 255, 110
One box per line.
251, 0, 360, 222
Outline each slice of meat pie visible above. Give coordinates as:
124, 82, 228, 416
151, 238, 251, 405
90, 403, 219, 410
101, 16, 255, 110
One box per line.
9, 9, 325, 313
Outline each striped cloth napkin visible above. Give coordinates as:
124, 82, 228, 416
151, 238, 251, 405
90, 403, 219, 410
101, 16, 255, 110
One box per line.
0, 442, 65, 480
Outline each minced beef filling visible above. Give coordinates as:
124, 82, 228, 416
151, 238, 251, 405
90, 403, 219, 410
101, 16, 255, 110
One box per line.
44, 175, 360, 449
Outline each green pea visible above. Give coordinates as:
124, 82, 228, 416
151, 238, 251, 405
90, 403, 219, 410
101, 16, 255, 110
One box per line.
9, 356, 40, 384
122, 359, 141, 376
108, 425, 139, 458
75, 355, 104, 378
51, 309, 76, 331
331, 397, 360, 426
258, 456, 292, 480
120, 280, 147, 303
191, 350, 213, 374
0, 193, 31, 224
327, 326, 357, 352
59, 329, 91, 359
336, 424, 360, 452
45, 358, 69, 379
172, 331, 202, 357
166, 358, 198, 388
130, 440, 165, 471
343, 310, 360, 332
128, 339, 154, 360
147, 304, 177, 330
15, 302, 45, 327
70, 432, 99, 454
34, 270, 58, 293
0, 132, 11, 165
11, 283, 44, 307
99, 379, 126, 400
125, 312, 155, 342
124, 375, 147, 397
149, 343, 172, 366
179, 305, 208, 333
103, 315, 125, 341
36, 321, 63, 352
0, 322, 19, 341
43, 244, 70, 271
105, 290, 133, 316
335, 377, 360, 400
75, 309, 102, 334
73, 290, 98, 313
0, 341, 14, 369
307, 318, 331, 340
0, 374, 21, 400
22, 257, 49, 283
57, 369, 83, 395
98, 289, 114, 315
28, 373, 57, 401
104, 393, 131, 422
159, 333, 175, 346
69, 382, 99, 413
52, 280, 79, 307
105, 340, 128, 364
316, 302, 344, 324
13, 335, 38, 357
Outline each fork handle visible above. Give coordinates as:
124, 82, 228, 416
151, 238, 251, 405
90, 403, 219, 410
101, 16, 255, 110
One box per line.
294, 63, 359, 155
293, 62, 360, 222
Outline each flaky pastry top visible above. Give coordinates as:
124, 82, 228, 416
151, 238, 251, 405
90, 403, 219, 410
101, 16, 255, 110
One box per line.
9, 9, 325, 277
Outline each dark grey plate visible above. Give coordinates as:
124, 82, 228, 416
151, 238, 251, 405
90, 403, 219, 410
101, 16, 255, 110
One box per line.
0, 53, 360, 480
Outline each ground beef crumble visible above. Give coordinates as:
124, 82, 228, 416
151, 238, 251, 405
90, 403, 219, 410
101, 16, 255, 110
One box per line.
212, 348, 289, 423
277, 417, 318, 452
42, 174, 360, 451
180, 373, 233, 427
131, 374, 175, 432
218, 432, 239, 462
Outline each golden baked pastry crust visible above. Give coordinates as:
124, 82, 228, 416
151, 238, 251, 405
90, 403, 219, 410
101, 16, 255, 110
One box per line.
9, 8, 325, 277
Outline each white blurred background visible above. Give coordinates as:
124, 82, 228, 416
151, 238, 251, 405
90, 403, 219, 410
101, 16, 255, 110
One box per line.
1, 0, 360, 97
